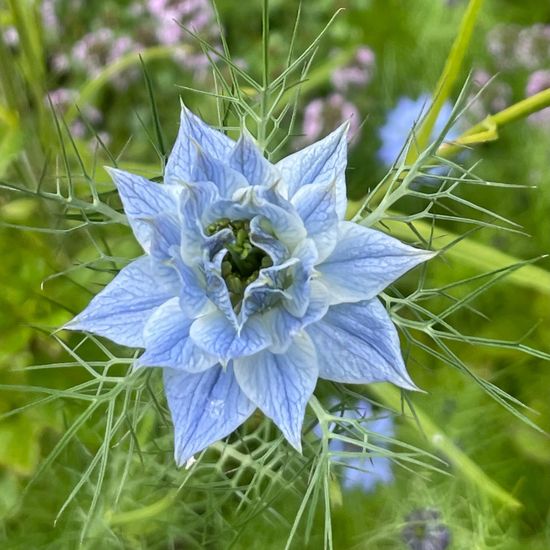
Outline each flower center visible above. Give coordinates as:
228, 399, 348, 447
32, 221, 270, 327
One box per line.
206, 218, 273, 309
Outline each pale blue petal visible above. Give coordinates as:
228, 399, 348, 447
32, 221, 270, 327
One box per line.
283, 239, 317, 318
178, 181, 222, 259
165, 104, 235, 185
64, 257, 179, 347
212, 186, 306, 249
276, 123, 348, 218
259, 279, 329, 354
106, 167, 178, 252
170, 250, 209, 318
229, 132, 279, 186
318, 221, 435, 305
190, 310, 272, 361
193, 147, 249, 198
148, 214, 180, 261
203, 248, 238, 327
256, 307, 302, 353
139, 297, 217, 372
239, 258, 298, 324
301, 279, 330, 328
307, 299, 417, 390
234, 332, 318, 452
249, 216, 288, 264
291, 179, 339, 262
164, 364, 255, 465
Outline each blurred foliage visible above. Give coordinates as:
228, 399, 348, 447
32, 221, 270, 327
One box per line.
0, 0, 550, 548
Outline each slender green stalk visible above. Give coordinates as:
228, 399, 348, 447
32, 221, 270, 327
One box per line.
439, 88, 550, 156
407, 0, 485, 162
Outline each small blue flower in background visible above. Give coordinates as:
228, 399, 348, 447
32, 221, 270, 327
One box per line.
317, 400, 395, 492
402, 508, 451, 550
377, 94, 459, 168
64, 104, 434, 465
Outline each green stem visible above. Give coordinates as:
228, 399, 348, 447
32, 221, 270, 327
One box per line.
439, 88, 550, 156
407, 0, 485, 162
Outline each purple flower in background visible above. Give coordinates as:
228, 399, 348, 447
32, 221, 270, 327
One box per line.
320, 401, 394, 492
64, 105, 433, 465
526, 70, 550, 127
145, 0, 219, 80
298, 93, 361, 148
2, 26, 19, 47
40, 0, 60, 35
487, 23, 550, 72
146, 0, 216, 45
377, 94, 459, 167
466, 69, 512, 121
331, 45, 375, 92
402, 509, 451, 550
72, 30, 141, 89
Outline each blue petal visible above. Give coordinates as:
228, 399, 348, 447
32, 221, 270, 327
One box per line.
229, 132, 279, 186
301, 279, 330, 328
164, 364, 255, 465
164, 104, 235, 185
170, 250, 209, 318
212, 186, 306, 249
259, 279, 329, 353
318, 221, 435, 305
276, 123, 348, 218
139, 297, 217, 372
291, 179, 339, 262
203, 248, 238, 327
193, 147, 249, 198
64, 257, 179, 347
239, 259, 298, 325
307, 299, 417, 389
249, 216, 288, 264
258, 305, 302, 354
190, 310, 272, 361
178, 181, 221, 259
234, 333, 318, 452
148, 214, 181, 261
282, 239, 317, 318
106, 168, 179, 252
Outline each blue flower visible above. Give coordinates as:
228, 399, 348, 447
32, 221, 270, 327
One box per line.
64, 104, 434, 465
378, 94, 459, 167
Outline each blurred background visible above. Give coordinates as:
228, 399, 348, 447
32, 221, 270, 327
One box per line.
1, 0, 550, 548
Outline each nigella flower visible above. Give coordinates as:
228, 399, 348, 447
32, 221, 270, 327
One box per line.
402, 509, 451, 550
64, 104, 434, 465
377, 94, 459, 168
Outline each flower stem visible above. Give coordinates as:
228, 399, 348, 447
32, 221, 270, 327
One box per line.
406, 0, 485, 163
438, 88, 550, 156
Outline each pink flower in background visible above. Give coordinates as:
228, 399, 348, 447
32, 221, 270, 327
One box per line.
71, 30, 141, 89
331, 45, 375, 92
526, 70, 550, 127
2, 26, 19, 47
297, 93, 361, 148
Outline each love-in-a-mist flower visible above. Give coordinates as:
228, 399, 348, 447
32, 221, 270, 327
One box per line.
378, 94, 459, 168
64, 104, 434, 465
